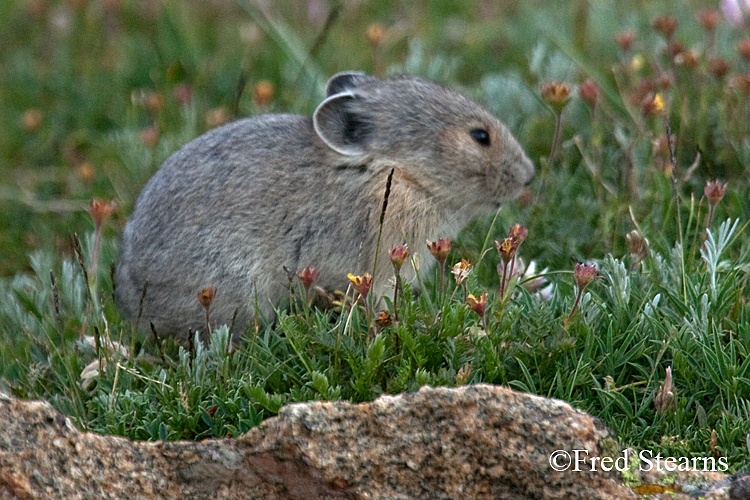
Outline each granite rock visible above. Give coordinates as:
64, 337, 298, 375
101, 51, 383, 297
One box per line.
0, 385, 739, 499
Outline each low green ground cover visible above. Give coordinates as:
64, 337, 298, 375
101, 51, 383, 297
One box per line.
1, 0, 749, 471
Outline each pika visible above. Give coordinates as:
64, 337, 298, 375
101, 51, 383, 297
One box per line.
116, 72, 534, 340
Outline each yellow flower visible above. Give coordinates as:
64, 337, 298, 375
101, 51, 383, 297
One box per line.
347, 272, 373, 299
652, 93, 664, 112
495, 238, 515, 264
642, 92, 664, 117
451, 259, 472, 286
467, 292, 488, 318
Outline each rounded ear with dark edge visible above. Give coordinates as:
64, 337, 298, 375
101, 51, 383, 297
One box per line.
313, 91, 373, 156
325, 71, 376, 97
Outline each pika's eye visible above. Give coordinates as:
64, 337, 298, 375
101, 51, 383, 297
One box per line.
470, 128, 490, 146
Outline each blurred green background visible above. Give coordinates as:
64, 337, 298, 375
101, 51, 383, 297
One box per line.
3, 0, 745, 277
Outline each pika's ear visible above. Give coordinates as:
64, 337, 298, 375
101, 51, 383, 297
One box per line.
313, 91, 373, 156
325, 71, 376, 97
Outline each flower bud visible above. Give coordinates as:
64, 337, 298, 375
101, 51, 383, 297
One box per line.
541, 82, 571, 113
579, 79, 601, 108
708, 58, 730, 79
625, 230, 649, 264
140, 125, 159, 148
22, 109, 43, 131
298, 266, 320, 292
174, 84, 193, 106
657, 72, 674, 90
652, 15, 678, 38
389, 244, 409, 271
366, 23, 386, 46
738, 37, 750, 61
252, 81, 275, 108
205, 107, 229, 128
144, 92, 164, 113
666, 40, 684, 59
710, 429, 720, 459
615, 31, 636, 51
698, 9, 722, 30
76, 162, 96, 185
730, 75, 750, 95
573, 262, 597, 290
654, 366, 675, 414
456, 362, 473, 385
426, 238, 451, 265
374, 309, 392, 329
507, 224, 528, 246
675, 49, 699, 70
197, 286, 217, 310
88, 199, 116, 228
704, 180, 727, 207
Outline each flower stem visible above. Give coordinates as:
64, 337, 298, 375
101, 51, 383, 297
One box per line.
205, 308, 211, 339
706, 204, 715, 231
364, 296, 374, 338
566, 288, 583, 323
394, 271, 401, 322
439, 261, 445, 301
500, 263, 508, 300
549, 112, 563, 165
90, 225, 102, 297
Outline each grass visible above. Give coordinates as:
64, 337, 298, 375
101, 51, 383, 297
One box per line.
2, 0, 750, 473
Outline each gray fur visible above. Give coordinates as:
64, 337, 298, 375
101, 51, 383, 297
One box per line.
116, 72, 535, 341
